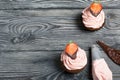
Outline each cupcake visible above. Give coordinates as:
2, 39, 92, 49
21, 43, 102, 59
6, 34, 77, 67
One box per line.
60, 41, 87, 73
91, 45, 112, 80
82, 1, 105, 31
97, 41, 120, 65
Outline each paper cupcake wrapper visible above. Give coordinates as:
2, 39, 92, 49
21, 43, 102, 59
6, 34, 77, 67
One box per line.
91, 45, 103, 61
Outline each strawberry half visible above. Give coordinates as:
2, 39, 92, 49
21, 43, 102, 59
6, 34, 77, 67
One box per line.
65, 41, 78, 59
90, 2, 103, 17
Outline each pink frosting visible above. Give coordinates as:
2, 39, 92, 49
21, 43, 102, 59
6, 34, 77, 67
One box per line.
61, 47, 87, 70
92, 59, 112, 80
82, 7, 105, 28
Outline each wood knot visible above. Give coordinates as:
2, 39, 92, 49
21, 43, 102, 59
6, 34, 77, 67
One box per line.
11, 32, 35, 44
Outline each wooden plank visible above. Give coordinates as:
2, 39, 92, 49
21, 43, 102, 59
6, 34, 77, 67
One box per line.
0, 9, 120, 80
0, 50, 119, 80
0, 51, 61, 78
0, 9, 120, 50
0, 0, 119, 80
0, 0, 119, 9
0, 51, 92, 80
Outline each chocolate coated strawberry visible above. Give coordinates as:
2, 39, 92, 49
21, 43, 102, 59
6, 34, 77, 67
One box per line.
65, 41, 78, 59
90, 1, 102, 17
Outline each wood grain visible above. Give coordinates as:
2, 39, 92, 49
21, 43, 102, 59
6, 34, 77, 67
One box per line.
0, 0, 120, 80
0, 9, 120, 51
0, 0, 119, 9
0, 51, 92, 80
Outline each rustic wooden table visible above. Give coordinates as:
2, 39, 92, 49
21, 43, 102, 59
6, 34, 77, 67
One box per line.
0, 0, 120, 80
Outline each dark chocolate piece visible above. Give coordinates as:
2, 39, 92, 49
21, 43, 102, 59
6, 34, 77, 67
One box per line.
97, 41, 120, 65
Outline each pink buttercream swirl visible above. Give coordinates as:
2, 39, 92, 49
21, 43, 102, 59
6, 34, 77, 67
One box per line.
61, 47, 87, 70
92, 59, 112, 80
82, 7, 105, 28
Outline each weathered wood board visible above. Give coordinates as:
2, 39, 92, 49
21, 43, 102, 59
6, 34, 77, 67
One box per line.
0, 0, 119, 9
0, 0, 120, 80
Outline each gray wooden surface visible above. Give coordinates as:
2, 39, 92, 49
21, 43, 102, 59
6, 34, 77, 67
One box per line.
0, 0, 120, 80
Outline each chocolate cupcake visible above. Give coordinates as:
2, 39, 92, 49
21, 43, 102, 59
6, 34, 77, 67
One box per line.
82, 1, 105, 31
60, 41, 87, 73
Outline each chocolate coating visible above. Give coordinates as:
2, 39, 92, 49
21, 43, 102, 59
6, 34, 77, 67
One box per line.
97, 41, 120, 65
